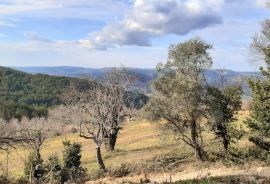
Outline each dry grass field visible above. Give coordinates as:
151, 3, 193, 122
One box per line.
0, 110, 253, 179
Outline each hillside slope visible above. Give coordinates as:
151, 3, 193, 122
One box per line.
0, 67, 148, 120
0, 67, 73, 120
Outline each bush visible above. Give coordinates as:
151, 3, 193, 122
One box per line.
24, 152, 46, 182
224, 147, 248, 164
60, 141, 87, 183
109, 164, 131, 178
44, 154, 62, 183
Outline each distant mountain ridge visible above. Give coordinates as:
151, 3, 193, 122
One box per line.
13, 66, 260, 95
13, 66, 157, 79
13, 66, 259, 79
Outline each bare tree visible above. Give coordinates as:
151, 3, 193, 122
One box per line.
63, 75, 130, 170
100, 69, 131, 151
0, 119, 34, 150
19, 118, 54, 183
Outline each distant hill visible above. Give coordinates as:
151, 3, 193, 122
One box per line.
0, 67, 74, 121
14, 66, 157, 79
14, 66, 157, 93
14, 66, 260, 94
0, 66, 149, 121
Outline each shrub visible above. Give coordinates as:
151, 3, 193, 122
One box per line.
24, 152, 46, 182
44, 154, 62, 183
60, 141, 86, 183
109, 164, 131, 178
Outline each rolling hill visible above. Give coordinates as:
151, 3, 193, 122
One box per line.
0, 67, 73, 121
14, 66, 260, 95
0, 67, 149, 121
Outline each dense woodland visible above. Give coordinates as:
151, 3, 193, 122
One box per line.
0, 67, 73, 121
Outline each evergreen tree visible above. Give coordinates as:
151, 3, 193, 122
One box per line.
246, 19, 270, 151
60, 141, 86, 183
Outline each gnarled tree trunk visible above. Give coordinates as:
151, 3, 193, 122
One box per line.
222, 135, 229, 152
191, 120, 206, 161
105, 129, 119, 151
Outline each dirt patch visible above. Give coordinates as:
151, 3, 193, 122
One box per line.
86, 166, 270, 184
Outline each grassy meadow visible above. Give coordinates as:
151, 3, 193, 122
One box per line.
0, 110, 253, 179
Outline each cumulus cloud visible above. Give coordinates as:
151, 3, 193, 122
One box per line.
78, 0, 222, 50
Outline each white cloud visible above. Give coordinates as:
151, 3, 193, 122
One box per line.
256, 0, 269, 7
79, 0, 222, 50
0, 0, 128, 17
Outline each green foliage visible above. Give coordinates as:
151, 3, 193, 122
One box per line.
0, 67, 72, 121
24, 151, 45, 182
206, 86, 243, 151
61, 141, 86, 183
147, 38, 213, 161
45, 154, 62, 183
246, 20, 270, 152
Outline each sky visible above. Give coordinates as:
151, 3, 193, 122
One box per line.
0, 0, 269, 71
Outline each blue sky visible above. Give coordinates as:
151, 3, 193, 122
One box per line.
0, 0, 269, 71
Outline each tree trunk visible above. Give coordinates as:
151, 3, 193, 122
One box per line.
191, 119, 206, 161
223, 136, 229, 152
105, 130, 119, 151
96, 146, 106, 170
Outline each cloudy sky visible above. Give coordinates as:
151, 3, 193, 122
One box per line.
0, 0, 269, 71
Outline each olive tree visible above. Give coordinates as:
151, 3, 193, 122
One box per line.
147, 38, 212, 161
206, 86, 243, 152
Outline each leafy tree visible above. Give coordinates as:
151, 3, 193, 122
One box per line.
147, 38, 212, 161
206, 86, 243, 152
246, 19, 270, 151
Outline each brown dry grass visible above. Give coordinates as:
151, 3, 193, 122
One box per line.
0, 111, 252, 179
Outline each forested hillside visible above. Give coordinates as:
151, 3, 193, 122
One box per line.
15, 66, 260, 94
0, 67, 73, 121
0, 67, 148, 121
